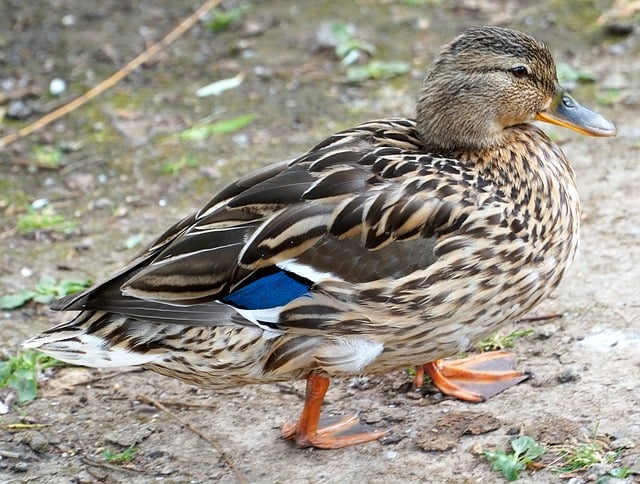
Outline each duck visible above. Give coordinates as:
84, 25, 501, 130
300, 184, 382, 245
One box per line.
24, 26, 616, 449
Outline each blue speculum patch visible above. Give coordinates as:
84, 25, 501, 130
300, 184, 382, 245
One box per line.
222, 269, 311, 309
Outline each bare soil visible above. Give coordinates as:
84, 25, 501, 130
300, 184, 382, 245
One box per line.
1, 1, 639, 483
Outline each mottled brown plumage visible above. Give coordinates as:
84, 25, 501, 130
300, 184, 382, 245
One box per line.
24, 26, 616, 449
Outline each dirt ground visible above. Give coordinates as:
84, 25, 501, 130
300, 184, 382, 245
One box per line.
1, 1, 639, 483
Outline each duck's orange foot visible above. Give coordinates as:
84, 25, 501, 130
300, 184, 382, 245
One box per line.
281, 414, 387, 449
281, 373, 387, 449
415, 350, 530, 402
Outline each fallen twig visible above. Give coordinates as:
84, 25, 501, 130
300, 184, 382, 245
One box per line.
0, 0, 223, 149
145, 400, 219, 410
136, 393, 247, 484
2, 423, 50, 430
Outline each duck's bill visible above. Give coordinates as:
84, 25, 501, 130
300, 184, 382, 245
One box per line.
535, 84, 617, 137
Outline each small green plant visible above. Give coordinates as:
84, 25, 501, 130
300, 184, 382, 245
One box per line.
16, 206, 76, 234
205, 4, 249, 32
346, 60, 410, 83
102, 445, 138, 463
0, 350, 62, 403
608, 467, 633, 479
485, 436, 545, 481
556, 63, 596, 84
0, 275, 91, 310
478, 329, 535, 351
327, 22, 376, 66
551, 433, 619, 475
178, 114, 256, 141
160, 155, 200, 175
33, 145, 63, 168
122, 233, 145, 250
596, 89, 621, 106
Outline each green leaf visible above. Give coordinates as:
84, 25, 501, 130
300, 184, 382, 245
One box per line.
487, 451, 524, 481
327, 22, 376, 65
557, 63, 596, 84
179, 114, 256, 141
0, 350, 63, 404
511, 436, 537, 457
124, 233, 145, 250
8, 369, 37, 403
1, 277, 90, 310
609, 467, 631, 478
32, 292, 56, 304
486, 436, 545, 481
346, 61, 409, 83
0, 291, 37, 309
58, 280, 88, 296
524, 442, 546, 460
103, 444, 138, 463
159, 155, 200, 175
0, 360, 15, 386
33, 145, 63, 168
205, 4, 249, 32
16, 206, 76, 233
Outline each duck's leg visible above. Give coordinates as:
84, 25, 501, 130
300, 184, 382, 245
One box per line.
414, 350, 530, 402
281, 373, 387, 449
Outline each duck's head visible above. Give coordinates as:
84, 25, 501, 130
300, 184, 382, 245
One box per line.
416, 26, 617, 154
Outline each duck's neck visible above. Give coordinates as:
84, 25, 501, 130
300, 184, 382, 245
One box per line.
453, 125, 575, 192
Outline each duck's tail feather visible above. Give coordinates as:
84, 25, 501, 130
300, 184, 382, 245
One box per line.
22, 311, 168, 368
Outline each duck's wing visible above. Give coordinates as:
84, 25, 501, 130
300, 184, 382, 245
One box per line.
51, 120, 492, 329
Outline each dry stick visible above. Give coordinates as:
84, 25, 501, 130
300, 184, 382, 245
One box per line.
0, 0, 223, 149
137, 393, 247, 484
153, 400, 220, 410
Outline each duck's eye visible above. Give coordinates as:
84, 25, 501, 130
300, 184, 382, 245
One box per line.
509, 66, 529, 78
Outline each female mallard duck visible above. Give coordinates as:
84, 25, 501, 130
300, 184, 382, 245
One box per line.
25, 26, 616, 449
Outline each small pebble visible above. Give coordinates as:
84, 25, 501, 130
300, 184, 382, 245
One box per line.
61, 14, 76, 26
135, 404, 158, 415
31, 198, 49, 210
470, 443, 485, 455
585, 463, 610, 481
380, 434, 403, 445
611, 437, 635, 450
13, 461, 29, 473
104, 425, 152, 447
383, 449, 397, 459
7, 100, 33, 119
0, 449, 21, 459
536, 323, 557, 339
556, 368, 580, 384
15, 430, 50, 453
49, 78, 66, 96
